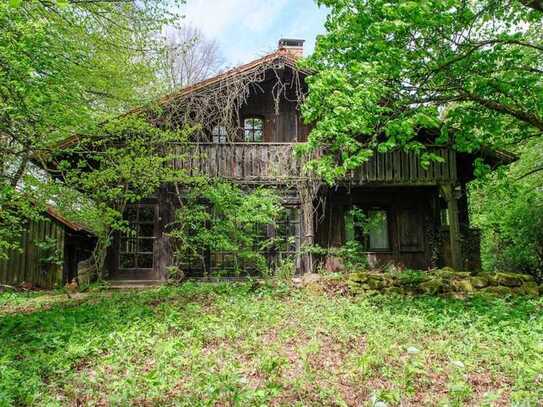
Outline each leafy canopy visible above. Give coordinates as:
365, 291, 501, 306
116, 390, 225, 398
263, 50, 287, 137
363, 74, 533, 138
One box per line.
0, 0, 182, 258
301, 0, 543, 183
470, 137, 543, 279
55, 115, 191, 274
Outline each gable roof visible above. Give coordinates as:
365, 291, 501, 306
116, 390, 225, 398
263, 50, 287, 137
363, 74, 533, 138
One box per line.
52, 47, 517, 166
131, 48, 308, 115
56, 48, 307, 150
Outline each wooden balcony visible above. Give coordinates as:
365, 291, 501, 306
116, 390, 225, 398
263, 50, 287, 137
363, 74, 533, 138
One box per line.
172, 143, 303, 183
171, 143, 457, 185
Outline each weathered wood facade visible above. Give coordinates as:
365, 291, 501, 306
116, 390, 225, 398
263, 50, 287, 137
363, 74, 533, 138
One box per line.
172, 143, 458, 185
0, 209, 95, 288
95, 41, 513, 281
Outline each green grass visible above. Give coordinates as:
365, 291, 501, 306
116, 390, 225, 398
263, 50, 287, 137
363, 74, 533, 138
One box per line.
0, 282, 542, 406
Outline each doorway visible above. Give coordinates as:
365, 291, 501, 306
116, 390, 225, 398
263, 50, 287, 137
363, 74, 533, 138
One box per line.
114, 204, 158, 281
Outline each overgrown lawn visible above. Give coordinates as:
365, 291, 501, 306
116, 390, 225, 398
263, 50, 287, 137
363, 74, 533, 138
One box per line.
0, 283, 542, 406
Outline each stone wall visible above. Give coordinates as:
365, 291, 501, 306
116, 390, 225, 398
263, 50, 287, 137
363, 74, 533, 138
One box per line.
348, 267, 541, 297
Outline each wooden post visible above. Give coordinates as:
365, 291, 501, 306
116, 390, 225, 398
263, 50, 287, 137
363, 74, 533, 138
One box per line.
299, 180, 319, 274
440, 184, 463, 271
302, 199, 315, 274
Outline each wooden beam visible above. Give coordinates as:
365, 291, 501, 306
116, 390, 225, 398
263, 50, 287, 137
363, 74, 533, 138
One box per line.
440, 184, 463, 270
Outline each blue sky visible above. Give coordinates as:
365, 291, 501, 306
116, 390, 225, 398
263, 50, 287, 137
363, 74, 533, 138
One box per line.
181, 0, 328, 66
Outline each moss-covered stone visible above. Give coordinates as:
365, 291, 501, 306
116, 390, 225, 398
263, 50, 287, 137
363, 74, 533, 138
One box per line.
383, 287, 404, 295
514, 282, 540, 297
349, 272, 369, 283
367, 276, 386, 290
478, 286, 514, 297
492, 273, 524, 287
470, 276, 489, 289
451, 279, 474, 293
419, 278, 445, 295
434, 267, 471, 280
519, 273, 536, 282
348, 268, 541, 298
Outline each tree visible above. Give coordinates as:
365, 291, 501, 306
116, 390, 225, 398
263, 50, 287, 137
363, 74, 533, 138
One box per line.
300, 0, 543, 182
58, 115, 191, 277
160, 24, 224, 92
470, 137, 543, 280
0, 0, 182, 258
168, 181, 284, 277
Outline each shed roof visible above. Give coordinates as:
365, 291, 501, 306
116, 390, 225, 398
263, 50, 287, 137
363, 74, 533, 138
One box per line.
46, 206, 93, 234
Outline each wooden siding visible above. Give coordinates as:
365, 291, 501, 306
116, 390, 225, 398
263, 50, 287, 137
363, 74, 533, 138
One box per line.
172, 143, 303, 183
0, 218, 65, 289
172, 143, 457, 185
350, 148, 457, 185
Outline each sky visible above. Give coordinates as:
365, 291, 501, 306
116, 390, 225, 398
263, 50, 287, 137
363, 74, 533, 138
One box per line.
180, 0, 328, 66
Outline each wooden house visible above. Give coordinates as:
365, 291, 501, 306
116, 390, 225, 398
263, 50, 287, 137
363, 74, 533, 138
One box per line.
0, 207, 95, 288
56, 39, 515, 283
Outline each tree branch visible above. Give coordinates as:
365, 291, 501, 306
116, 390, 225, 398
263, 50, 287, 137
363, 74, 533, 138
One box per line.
460, 91, 543, 131
432, 38, 543, 75
520, 0, 543, 12
516, 164, 543, 180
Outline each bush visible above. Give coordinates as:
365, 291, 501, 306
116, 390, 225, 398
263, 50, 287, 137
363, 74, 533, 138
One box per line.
470, 140, 543, 282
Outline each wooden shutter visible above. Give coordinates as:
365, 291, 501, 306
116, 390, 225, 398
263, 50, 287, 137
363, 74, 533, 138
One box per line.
397, 208, 423, 252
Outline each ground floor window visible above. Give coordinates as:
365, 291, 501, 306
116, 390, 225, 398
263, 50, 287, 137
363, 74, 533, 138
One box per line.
181, 207, 300, 278
345, 206, 390, 251
119, 205, 156, 270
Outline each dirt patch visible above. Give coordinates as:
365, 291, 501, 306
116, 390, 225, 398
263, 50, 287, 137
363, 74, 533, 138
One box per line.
0, 293, 93, 316
260, 325, 370, 405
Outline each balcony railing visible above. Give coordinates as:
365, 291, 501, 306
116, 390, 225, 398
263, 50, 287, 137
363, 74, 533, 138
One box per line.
170, 142, 457, 184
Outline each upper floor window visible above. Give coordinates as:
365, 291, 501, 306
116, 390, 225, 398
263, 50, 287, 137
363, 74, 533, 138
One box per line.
243, 117, 263, 142
212, 125, 227, 143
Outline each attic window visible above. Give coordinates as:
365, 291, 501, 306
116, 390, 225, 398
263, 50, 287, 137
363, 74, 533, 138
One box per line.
212, 125, 227, 143
243, 118, 263, 142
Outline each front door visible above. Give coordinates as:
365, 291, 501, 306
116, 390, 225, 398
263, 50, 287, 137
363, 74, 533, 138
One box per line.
114, 204, 158, 281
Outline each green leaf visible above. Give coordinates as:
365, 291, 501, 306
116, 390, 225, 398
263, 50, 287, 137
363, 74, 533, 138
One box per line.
8, 0, 23, 8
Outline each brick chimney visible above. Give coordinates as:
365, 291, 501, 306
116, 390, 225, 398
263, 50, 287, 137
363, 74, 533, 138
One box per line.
278, 38, 305, 58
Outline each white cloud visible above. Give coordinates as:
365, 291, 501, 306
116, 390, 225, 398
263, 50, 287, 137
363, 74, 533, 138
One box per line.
177, 0, 327, 65
182, 0, 288, 38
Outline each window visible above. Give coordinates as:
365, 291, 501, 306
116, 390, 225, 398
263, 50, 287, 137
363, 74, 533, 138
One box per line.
345, 207, 390, 251
243, 117, 263, 142
212, 125, 227, 143
119, 205, 156, 270
275, 208, 300, 254
366, 210, 390, 250
179, 207, 300, 278
440, 208, 449, 226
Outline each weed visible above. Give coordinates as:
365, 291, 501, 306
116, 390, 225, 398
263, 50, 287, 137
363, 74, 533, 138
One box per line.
0, 283, 541, 405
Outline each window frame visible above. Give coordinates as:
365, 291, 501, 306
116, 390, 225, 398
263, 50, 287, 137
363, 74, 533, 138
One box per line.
345, 205, 392, 253
242, 116, 264, 142
118, 204, 157, 271
211, 125, 228, 144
